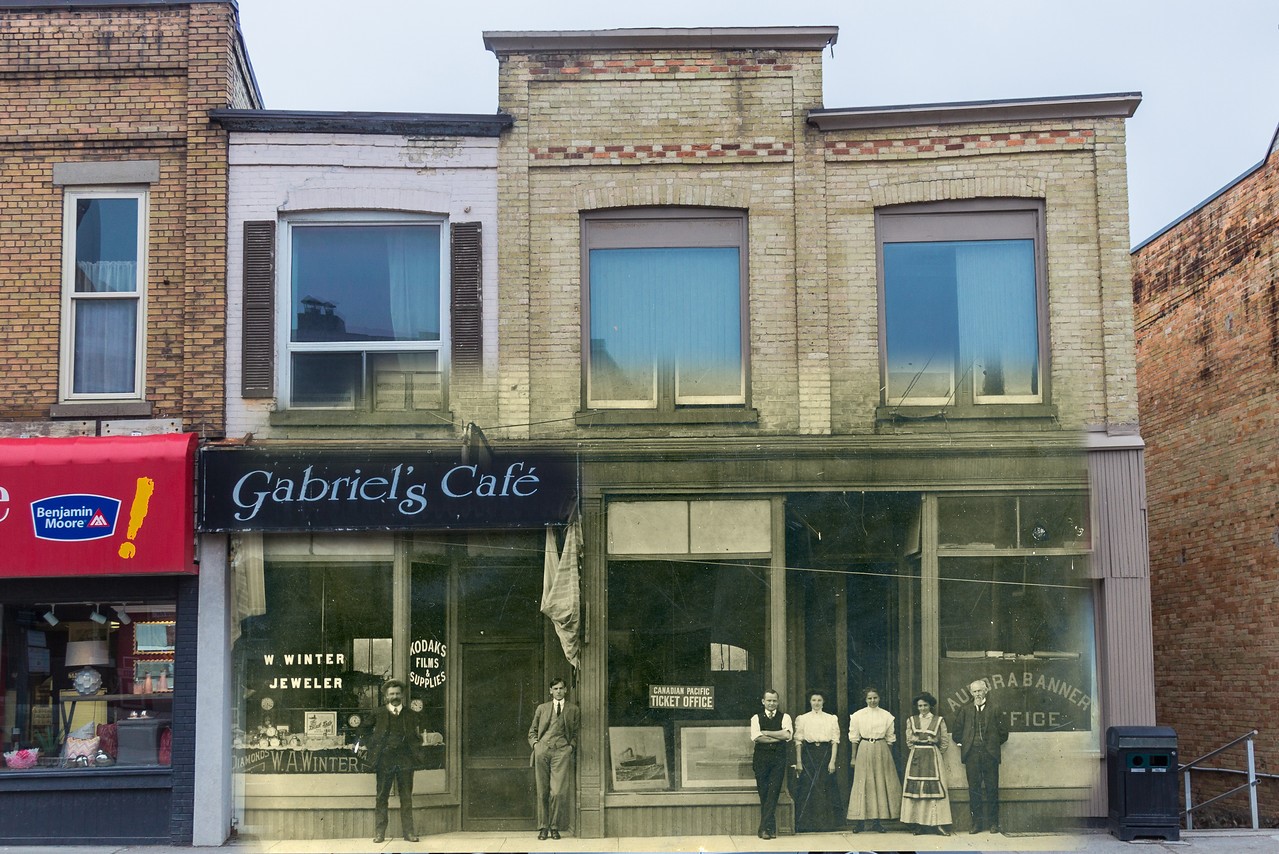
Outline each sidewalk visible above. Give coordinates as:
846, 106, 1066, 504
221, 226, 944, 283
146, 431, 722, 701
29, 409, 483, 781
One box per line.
3, 828, 1277, 854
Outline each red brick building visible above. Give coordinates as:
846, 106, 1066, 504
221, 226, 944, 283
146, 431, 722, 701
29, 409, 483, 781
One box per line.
0, 0, 259, 845
1133, 125, 1279, 822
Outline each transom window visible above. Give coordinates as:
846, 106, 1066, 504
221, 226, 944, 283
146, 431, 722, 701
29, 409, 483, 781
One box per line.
583, 209, 747, 410
879, 201, 1046, 407
281, 215, 447, 411
61, 189, 147, 400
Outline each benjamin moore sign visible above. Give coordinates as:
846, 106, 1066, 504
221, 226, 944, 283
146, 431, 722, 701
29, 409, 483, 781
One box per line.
0, 433, 197, 577
199, 447, 576, 532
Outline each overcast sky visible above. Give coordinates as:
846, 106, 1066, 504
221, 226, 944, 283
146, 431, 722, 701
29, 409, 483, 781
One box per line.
236, 0, 1278, 246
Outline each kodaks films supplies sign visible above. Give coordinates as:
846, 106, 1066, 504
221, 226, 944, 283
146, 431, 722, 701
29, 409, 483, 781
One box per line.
199, 447, 576, 532
0, 433, 197, 577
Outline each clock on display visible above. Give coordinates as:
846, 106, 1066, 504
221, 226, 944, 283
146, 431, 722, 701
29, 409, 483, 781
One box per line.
260, 697, 274, 711
348, 713, 362, 728
410, 699, 424, 713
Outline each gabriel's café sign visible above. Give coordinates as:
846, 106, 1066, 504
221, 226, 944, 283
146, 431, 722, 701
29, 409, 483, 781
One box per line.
199, 447, 576, 532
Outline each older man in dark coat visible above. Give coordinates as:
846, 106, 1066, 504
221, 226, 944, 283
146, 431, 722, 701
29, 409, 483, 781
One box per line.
367, 679, 425, 843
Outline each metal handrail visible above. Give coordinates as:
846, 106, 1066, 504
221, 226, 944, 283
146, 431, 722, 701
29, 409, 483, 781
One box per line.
1178, 729, 1261, 830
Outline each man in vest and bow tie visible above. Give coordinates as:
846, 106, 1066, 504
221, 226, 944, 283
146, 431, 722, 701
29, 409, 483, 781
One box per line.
367, 680, 425, 843
951, 678, 1009, 835
750, 689, 793, 839
527, 676, 580, 840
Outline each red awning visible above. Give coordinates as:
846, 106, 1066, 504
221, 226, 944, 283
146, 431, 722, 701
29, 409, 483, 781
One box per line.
0, 433, 196, 578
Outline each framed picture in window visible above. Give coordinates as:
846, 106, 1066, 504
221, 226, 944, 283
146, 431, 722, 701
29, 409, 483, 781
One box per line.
675, 721, 754, 788
607, 726, 669, 791
304, 711, 338, 740
134, 621, 175, 654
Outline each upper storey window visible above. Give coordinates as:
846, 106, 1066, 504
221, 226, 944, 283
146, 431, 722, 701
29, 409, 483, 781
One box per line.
583, 209, 747, 411
281, 215, 446, 411
879, 201, 1046, 408
61, 190, 147, 400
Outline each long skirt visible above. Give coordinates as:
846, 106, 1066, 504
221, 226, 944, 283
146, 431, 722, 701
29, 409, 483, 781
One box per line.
847, 739, 902, 820
899, 743, 953, 827
793, 742, 839, 832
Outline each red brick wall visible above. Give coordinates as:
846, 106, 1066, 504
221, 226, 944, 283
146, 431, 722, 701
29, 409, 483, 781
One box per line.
0, 3, 245, 432
1133, 149, 1279, 819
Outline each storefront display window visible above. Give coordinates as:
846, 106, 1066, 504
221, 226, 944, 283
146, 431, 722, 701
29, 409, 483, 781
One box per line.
607, 560, 766, 791
234, 552, 449, 785
1, 601, 178, 772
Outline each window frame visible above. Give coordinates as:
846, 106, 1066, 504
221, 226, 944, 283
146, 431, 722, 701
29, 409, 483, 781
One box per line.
876, 199, 1049, 410
276, 211, 451, 412
581, 208, 750, 412
59, 186, 148, 402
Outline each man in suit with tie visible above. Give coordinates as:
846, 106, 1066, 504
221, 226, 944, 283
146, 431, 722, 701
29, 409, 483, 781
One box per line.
527, 676, 580, 840
951, 678, 1009, 834
367, 680, 425, 843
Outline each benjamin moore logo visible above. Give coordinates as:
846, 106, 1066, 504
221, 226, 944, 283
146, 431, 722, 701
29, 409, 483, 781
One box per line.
31, 494, 122, 542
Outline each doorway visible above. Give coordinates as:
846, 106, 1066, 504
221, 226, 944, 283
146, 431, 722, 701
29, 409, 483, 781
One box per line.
460, 642, 543, 829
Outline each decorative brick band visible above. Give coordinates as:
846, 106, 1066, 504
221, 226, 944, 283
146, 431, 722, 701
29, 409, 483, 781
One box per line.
869, 176, 1048, 208
825, 128, 1094, 160
528, 56, 797, 76
531, 141, 793, 164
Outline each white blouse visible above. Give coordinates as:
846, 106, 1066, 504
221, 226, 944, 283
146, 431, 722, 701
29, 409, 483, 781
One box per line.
848, 706, 896, 744
794, 710, 840, 744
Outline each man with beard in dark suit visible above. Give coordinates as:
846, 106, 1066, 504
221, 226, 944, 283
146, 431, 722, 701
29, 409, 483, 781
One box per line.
367, 680, 425, 843
951, 678, 1009, 834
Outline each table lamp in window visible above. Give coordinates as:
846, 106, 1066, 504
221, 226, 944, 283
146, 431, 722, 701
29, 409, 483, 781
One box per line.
66, 640, 110, 695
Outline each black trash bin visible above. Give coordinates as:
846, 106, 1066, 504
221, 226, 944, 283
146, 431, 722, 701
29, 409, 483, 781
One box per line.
1107, 725, 1179, 841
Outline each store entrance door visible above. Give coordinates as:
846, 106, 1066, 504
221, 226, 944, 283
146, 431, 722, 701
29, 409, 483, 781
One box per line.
460, 642, 543, 830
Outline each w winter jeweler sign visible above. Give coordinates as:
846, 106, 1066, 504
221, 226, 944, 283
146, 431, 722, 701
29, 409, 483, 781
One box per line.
199, 446, 576, 532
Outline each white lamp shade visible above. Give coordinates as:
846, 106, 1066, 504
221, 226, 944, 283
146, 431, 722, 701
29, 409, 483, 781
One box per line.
65, 640, 109, 667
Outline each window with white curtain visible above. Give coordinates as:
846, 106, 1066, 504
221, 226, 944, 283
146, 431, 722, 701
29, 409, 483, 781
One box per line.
281, 215, 447, 410
61, 189, 147, 400
878, 201, 1046, 407
583, 209, 747, 410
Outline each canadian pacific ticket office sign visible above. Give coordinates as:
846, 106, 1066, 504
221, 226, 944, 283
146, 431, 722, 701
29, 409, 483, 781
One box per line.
198, 447, 576, 532
649, 685, 715, 710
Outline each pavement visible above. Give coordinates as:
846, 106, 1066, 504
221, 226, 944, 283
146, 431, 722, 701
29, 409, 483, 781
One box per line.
2, 828, 1278, 854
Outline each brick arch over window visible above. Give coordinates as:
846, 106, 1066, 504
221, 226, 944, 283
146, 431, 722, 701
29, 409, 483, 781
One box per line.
870, 176, 1047, 208
575, 181, 753, 213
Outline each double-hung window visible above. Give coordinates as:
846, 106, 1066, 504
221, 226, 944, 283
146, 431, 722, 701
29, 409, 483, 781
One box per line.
281, 214, 447, 411
583, 209, 747, 410
61, 189, 147, 400
879, 201, 1046, 408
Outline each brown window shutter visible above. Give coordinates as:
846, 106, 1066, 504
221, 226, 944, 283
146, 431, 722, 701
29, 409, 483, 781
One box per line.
450, 221, 482, 370
241, 220, 276, 398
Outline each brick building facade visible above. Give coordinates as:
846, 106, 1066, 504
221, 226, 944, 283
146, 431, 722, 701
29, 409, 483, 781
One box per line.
483, 28, 1149, 838
0, 0, 258, 845
1133, 126, 1279, 822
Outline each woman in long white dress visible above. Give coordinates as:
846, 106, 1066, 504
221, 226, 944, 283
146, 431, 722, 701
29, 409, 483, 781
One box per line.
900, 691, 954, 835
846, 686, 901, 832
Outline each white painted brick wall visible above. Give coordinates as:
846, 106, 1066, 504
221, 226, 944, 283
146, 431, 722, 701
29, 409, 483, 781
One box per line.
224, 132, 498, 439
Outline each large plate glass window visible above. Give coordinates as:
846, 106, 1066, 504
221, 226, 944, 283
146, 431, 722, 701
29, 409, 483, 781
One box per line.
283, 215, 447, 411
1, 601, 177, 771
879, 201, 1046, 407
61, 189, 146, 400
583, 209, 747, 409
606, 559, 766, 791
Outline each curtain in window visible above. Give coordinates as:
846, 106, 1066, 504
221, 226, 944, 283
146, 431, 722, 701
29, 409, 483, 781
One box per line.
954, 240, 1038, 399
386, 227, 440, 341
75, 260, 137, 293
589, 246, 741, 404
72, 299, 137, 394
